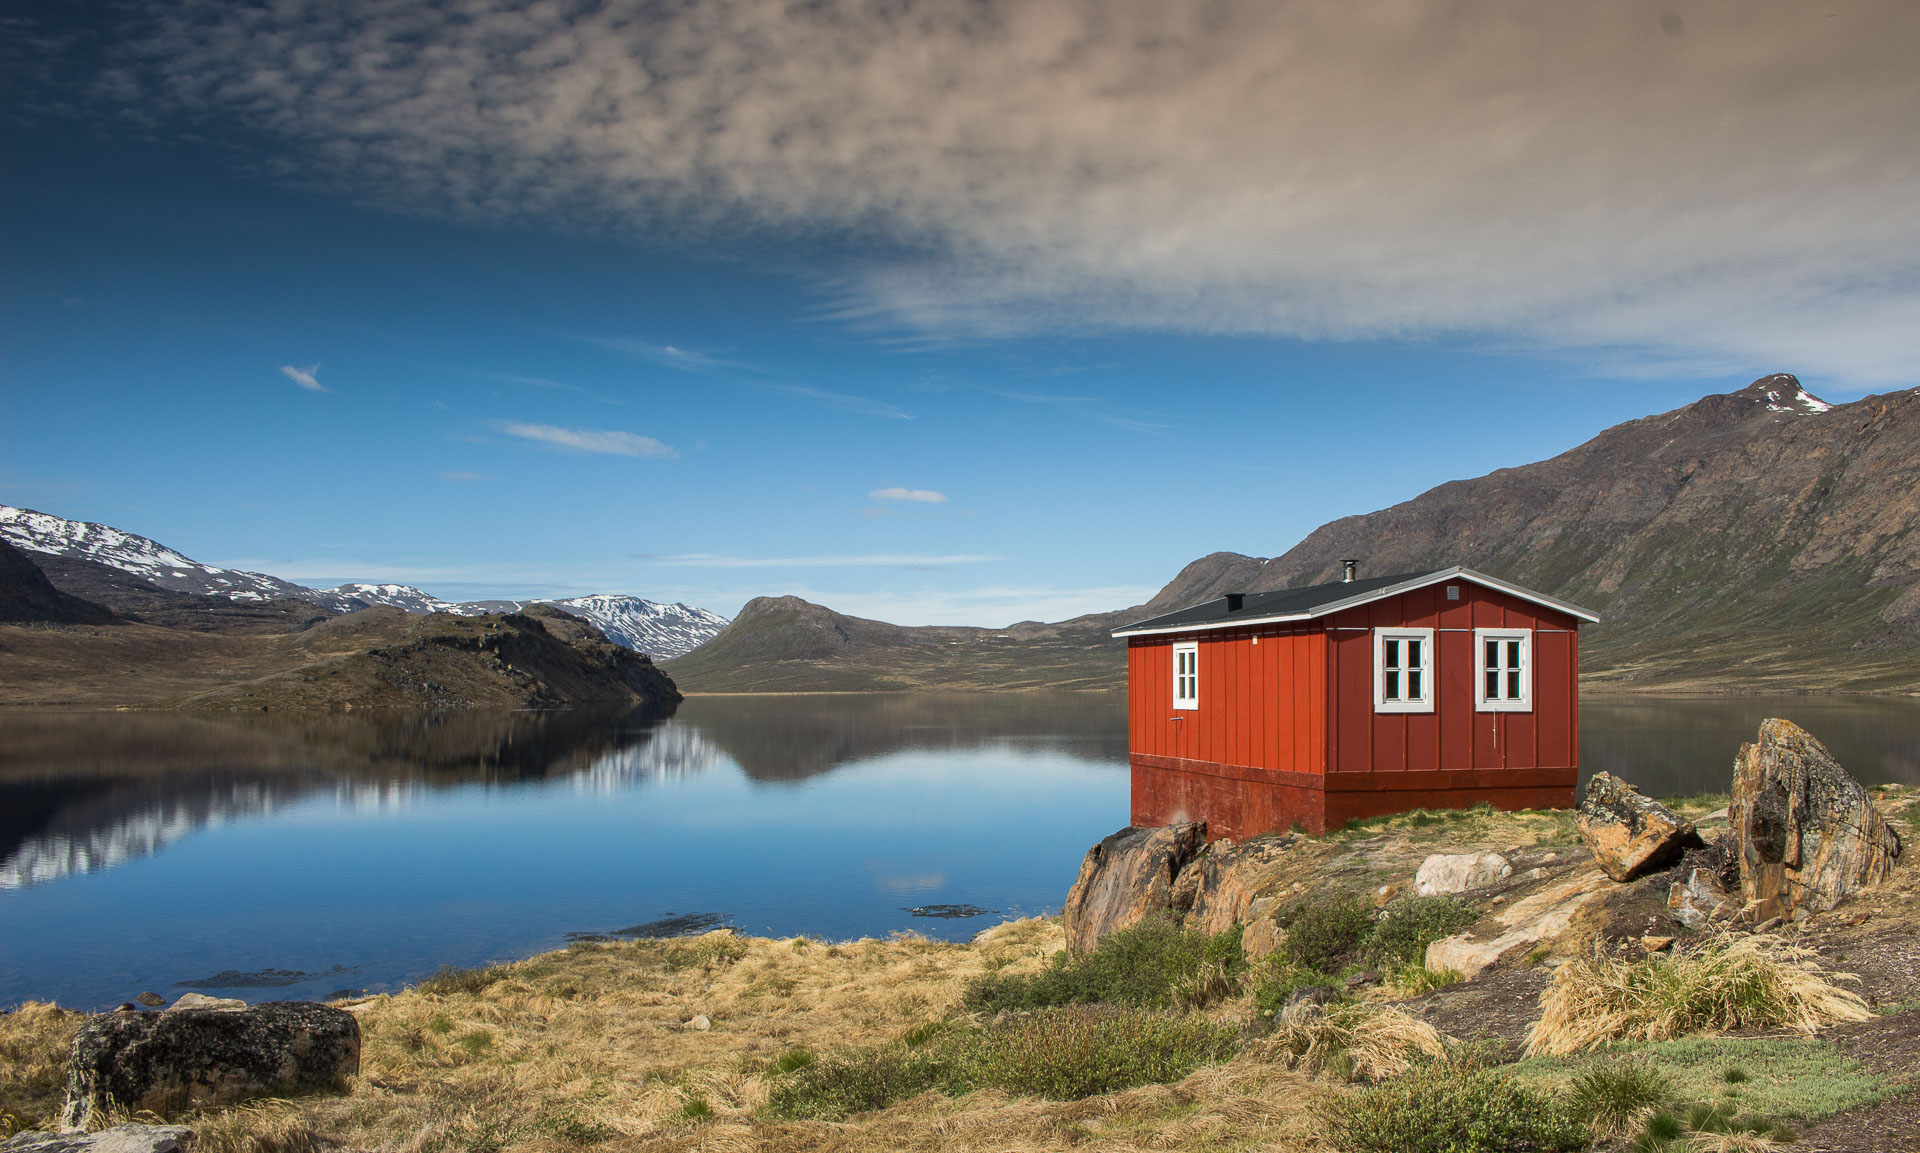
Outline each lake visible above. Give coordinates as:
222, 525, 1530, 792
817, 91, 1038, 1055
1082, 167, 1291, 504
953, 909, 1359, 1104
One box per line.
3, 692, 1916, 1010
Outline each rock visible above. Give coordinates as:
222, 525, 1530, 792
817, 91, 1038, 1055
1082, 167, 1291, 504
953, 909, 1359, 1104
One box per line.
1640, 935, 1675, 952
1286, 985, 1337, 1009
1667, 867, 1732, 929
1576, 772, 1704, 881
1413, 852, 1513, 896
1240, 911, 1283, 962
1424, 871, 1614, 979
134, 993, 166, 1008
687, 1015, 711, 1032
165, 994, 245, 1012
1061, 823, 1207, 956
1345, 970, 1383, 990
1, 1125, 193, 1153
63, 1001, 359, 1128
1727, 719, 1904, 920
1185, 837, 1298, 936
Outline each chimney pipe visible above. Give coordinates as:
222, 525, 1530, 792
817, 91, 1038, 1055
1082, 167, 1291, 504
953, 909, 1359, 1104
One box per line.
1341, 559, 1359, 583
1224, 592, 1245, 612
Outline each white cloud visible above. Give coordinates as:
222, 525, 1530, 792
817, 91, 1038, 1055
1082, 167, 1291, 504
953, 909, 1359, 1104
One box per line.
494, 421, 678, 458
569, 336, 756, 373
763, 384, 911, 420
132, 2, 1920, 385
279, 363, 325, 392
632, 552, 998, 569
870, 487, 947, 504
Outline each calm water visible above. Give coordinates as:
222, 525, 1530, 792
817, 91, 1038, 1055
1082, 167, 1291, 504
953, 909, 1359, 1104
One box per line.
2, 692, 1916, 1010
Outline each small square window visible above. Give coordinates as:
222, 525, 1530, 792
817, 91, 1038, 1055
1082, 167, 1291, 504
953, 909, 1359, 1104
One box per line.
1173, 642, 1199, 710
1446, 585, 1460, 601
1374, 628, 1434, 713
1475, 629, 1532, 712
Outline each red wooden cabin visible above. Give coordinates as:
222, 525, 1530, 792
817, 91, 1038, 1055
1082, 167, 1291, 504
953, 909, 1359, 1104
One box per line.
1113, 566, 1597, 838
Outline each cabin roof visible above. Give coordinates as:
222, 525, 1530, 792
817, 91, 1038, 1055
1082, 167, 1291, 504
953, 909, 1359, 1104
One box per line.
1111, 566, 1601, 638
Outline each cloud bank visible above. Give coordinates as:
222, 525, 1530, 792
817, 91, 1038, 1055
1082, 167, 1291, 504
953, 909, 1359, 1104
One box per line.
871, 487, 947, 504
496, 421, 677, 458
128, 2, 1920, 383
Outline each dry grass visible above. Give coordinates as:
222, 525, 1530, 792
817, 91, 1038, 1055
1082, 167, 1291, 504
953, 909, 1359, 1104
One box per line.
6, 922, 1339, 1152
1525, 934, 1873, 1057
1254, 1002, 1447, 1081
0, 1001, 84, 1135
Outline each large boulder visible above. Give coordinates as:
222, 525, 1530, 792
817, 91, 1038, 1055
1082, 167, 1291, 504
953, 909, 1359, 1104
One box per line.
1185, 837, 1298, 936
1414, 852, 1513, 896
2, 1127, 192, 1153
1424, 870, 1613, 978
63, 1001, 359, 1128
1576, 772, 1703, 881
1727, 719, 1903, 920
1061, 823, 1206, 956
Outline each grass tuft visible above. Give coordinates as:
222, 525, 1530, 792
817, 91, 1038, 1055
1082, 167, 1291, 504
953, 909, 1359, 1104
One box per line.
962, 916, 1244, 1012
1257, 1001, 1446, 1081
1525, 934, 1872, 1056
417, 964, 511, 997
1569, 1059, 1672, 1141
0, 1002, 82, 1136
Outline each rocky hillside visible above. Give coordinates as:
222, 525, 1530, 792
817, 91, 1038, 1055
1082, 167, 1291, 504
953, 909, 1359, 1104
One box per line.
0, 541, 116, 625
662, 595, 1125, 692
1151, 375, 1920, 691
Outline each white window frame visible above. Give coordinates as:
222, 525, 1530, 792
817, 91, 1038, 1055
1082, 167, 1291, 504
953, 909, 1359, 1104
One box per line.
1172, 642, 1199, 710
1475, 628, 1533, 712
1373, 627, 1434, 713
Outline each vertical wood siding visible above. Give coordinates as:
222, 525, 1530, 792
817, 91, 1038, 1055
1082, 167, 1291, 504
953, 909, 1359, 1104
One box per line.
1127, 626, 1327, 774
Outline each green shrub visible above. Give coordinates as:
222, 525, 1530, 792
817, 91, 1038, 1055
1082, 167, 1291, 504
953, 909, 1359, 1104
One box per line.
1569, 1060, 1671, 1141
962, 917, 1244, 1012
1329, 1061, 1588, 1153
1278, 891, 1373, 973
766, 1007, 1239, 1120
1250, 960, 1340, 1019
1366, 895, 1478, 968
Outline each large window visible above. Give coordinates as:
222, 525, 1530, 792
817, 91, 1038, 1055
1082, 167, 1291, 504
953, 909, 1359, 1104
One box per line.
1173, 642, 1199, 710
1476, 629, 1532, 711
1373, 628, 1434, 713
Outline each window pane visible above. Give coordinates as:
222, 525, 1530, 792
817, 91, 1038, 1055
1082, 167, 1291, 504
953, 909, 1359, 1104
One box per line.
1384, 640, 1400, 669
1485, 638, 1498, 670
1409, 670, 1423, 700
1509, 669, 1522, 698
1507, 640, 1522, 668
1407, 639, 1422, 667
1486, 669, 1499, 699
1385, 671, 1400, 700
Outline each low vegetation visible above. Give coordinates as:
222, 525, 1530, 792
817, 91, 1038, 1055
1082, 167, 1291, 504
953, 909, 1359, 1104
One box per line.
0, 1002, 81, 1136
962, 915, 1246, 1012
1526, 934, 1874, 1056
1251, 891, 1475, 1015
1326, 1056, 1589, 1153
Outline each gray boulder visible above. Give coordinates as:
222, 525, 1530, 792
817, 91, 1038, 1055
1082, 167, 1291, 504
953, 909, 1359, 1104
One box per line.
1576, 772, 1703, 881
1061, 823, 1206, 956
63, 1001, 358, 1128
2, 1127, 192, 1153
1728, 719, 1903, 920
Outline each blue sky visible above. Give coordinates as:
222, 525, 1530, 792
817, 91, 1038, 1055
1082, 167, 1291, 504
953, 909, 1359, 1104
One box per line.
5, 2, 1917, 625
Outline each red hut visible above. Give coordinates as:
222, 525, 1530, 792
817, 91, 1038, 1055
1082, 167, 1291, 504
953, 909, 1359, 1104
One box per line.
1113, 565, 1597, 838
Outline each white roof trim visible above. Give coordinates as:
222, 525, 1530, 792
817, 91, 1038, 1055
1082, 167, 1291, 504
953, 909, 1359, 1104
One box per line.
1111, 566, 1600, 638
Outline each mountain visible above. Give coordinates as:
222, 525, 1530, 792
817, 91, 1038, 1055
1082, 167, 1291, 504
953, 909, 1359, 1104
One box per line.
661, 595, 1127, 692
0, 541, 117, 625
0, 505, 729, 657
1152, 374, 1920, 691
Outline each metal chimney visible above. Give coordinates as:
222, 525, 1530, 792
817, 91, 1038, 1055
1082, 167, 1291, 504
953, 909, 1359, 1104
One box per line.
1341, 559, 1359, 583
1224, 592, 1245, 612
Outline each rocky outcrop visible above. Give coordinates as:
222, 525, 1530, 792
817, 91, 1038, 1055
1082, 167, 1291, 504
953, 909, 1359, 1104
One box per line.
1184, 837, 1299, 936
0, 540, 117, 625
1424, 870, 1614, 978
1667, 866, 1733, 929
2, 1127, 192, 1153
1728, 719, 1904, 920
1061, 823, 1206, 956
1576, 772, 1703, 881
1414, 852, 1512, 896
63, 1001, 359, 1128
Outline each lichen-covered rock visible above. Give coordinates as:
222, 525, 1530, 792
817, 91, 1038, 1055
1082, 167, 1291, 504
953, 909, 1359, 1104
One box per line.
1413, 852, 1512, 896
1061, 823, 1206, 956
1185, 837, 1298, 936
1424, 870, 1612, 978
63, 1001, 359, 1128
1727, 719, 1903, 920
1576, 772, 1703, 881
2, 1126, 192, 1153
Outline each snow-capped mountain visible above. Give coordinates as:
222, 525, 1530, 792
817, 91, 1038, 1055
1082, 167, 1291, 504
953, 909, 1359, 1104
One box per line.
0, 504, 729, 658
0, 505, 309, 603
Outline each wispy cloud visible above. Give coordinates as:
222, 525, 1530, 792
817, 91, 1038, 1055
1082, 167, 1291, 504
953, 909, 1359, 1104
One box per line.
494, 421, 677, 458
765, 384, 911, 420
569, 336, 756, 374
492, 373, 626, 406
870, 487, 947, 504
630, 552, 998, 569
986, 387, 1169, 431
279, 364, 325, 392
126, 2, 1920, 385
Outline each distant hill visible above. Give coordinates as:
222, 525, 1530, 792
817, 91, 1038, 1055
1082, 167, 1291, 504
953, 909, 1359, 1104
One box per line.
1154, 375, 1920, 692
662, 595, 1128, 692
0, 504, 728, 657
0, 541, 117, 625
